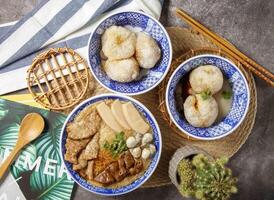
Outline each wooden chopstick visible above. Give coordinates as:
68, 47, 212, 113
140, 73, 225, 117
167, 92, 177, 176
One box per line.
175, 8, 274, 87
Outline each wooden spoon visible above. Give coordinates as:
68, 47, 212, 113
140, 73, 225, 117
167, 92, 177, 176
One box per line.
0, 113, 44, 180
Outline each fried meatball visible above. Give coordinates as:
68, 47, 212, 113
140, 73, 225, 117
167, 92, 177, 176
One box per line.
183, 94, 218, 127
189, 65, 223, 94
102, 26, 136, 60
135, 32, 161, 69
104, 57, 140, 82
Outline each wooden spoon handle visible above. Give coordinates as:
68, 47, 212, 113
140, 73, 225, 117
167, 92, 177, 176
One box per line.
0, 144, 22, 180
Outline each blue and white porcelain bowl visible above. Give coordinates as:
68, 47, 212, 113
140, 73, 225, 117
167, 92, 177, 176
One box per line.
60, 94, 162, 196
87, 11, 172, 95
166, 54, 250, 140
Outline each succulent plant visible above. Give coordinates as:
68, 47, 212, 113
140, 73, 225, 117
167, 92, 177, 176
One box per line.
177, 154, 238, 200
177, 159, 195, 197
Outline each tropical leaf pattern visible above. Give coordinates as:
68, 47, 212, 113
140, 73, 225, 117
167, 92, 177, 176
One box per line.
35, 113, 66, 160
10, 144, 37, 179
30, 163, 74, 200
0, 99, 8, 120
0, 98, 74, 199
0, 123, 19, 163
0, 123, 19, 149
0, 109, 8, 120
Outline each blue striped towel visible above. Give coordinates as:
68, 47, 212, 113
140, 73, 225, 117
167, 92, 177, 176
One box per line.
0, 0, 164, 95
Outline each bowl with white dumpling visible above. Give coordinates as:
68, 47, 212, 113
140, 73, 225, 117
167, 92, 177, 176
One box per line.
87, 11, 172, 95
166, 54, 250, 140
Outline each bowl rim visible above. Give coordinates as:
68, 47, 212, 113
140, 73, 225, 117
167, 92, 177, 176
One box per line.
86, 10, 172, 96
165, 54, 250, 140
59, 93, 162, 196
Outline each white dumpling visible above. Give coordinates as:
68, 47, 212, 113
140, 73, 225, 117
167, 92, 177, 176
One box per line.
104, 57, 139, 82
189, 65, 223, 94
102, 26, 136, 60
135, 32, 161, 69
183, 94, 218, 127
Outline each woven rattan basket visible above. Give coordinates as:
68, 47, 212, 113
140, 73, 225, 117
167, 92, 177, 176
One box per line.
27, 48, 89, 110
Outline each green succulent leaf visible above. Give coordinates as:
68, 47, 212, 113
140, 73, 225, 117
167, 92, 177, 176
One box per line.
177, 154, 237, 200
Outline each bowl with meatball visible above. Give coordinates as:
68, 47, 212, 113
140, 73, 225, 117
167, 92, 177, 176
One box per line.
60, 93, 162, 195
166, 54, 250, 140
87, 11, 172, 95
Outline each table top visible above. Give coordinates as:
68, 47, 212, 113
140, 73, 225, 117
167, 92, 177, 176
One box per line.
0, 0, 273, 199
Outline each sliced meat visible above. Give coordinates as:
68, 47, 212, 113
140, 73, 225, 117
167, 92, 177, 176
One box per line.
122, 151, 135, 169
93, 150, 143, 185
73, 151, 88, 171
64, 138, 90, 164
79, 168, 87, 179
106, 162, 120, 181
86, 160, 95, 180
67, 109, 101, 139
84, 133, 99, 160
107, 162, 127, 182
117, 157, 127, 177
94, 170, 115, 185
129, 159, 143, 175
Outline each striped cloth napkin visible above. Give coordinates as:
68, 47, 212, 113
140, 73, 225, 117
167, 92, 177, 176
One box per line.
0, 0, 164, 95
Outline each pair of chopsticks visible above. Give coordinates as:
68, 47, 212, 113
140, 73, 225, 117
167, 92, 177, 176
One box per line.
175, 8, 274, 87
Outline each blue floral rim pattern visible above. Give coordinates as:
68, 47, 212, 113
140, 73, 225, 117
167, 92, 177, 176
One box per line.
87, 11, 172, 95
60, 94, 162, 196
166, 55, 250, 140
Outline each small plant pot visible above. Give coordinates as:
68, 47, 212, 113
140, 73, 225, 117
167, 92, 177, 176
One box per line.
168, 145, 213, 188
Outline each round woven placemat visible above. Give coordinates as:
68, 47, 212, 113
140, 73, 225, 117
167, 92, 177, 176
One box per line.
59, 27, 257, 188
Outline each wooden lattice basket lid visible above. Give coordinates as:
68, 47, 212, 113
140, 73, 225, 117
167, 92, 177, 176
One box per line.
27, 48, 89, 110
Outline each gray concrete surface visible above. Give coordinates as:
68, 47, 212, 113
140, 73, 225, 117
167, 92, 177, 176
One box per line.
0, 0, 273, 199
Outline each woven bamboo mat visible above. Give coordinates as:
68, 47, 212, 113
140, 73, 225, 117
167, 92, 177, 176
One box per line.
57, 27, 257, 188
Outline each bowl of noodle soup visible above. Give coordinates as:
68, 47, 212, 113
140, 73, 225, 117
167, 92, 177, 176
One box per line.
60, 94, 162, 196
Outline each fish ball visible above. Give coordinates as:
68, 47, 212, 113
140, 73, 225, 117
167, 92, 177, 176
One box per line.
148, 144, 156, 155
104, 58, 139, 82
183, 94, 218, 127
126, 136, 138, 148
141, 148, 151, 160
102, 26, 136, 60
130, 147, 142, 158
189, 65, 223, 94
142, 133, 153, 146
135, 32, 161, 69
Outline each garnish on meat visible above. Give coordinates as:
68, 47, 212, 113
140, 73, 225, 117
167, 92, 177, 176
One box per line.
103, 132, 127, 157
